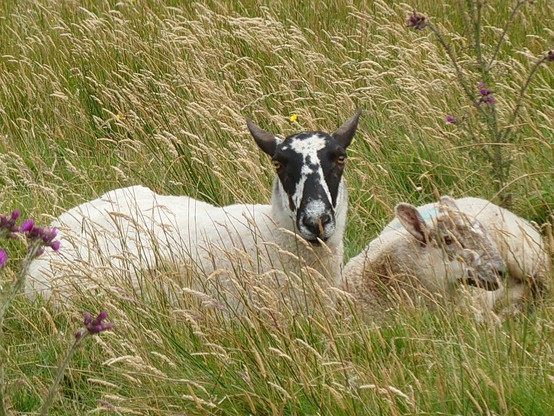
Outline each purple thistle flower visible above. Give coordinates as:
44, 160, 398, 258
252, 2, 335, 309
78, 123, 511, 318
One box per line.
0, 210, 21, 235
82, 310, 114, 336
0, 248, 7, 267
479, 87, 490, 96
445, 114, 456, 123
475, 81, 495, 106
20, 220, 60, 254
20, 218, 34, 232
41, 227, 58, 244
19, 218, 35, 232
407, 10, 427, 30
50, 240, 61, 251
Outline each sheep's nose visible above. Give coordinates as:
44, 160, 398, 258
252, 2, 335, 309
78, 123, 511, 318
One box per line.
302, 214, 332, 237
481, 277, 500, 291
497, 267, 508, 280
466, 276, 500, 291
319, 213, 332, 228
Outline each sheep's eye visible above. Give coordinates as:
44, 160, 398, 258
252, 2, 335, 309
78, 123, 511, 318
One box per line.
443, 235, 454, 246
336, 155, 346, 165
273, 160, 283, 170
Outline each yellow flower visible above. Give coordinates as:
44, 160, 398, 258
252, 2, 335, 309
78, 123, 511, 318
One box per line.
289, 113, 298, 122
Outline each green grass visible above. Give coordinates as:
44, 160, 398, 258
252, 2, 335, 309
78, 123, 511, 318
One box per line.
1, 0, 553, 414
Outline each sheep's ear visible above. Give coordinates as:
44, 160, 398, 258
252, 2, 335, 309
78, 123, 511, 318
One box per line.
246, 119, 279, 156
396, 203, 430, 246
332, 108, 362, 149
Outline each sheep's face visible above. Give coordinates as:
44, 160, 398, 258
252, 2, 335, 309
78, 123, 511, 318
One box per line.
271, 132, 346, 242
396, 196, 506, 291
433, 206, 505, 290
247, 110, 361, 243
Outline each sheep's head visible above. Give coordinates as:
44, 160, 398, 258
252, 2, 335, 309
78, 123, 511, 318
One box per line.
246, 109, 361, 243
396, 196, 505, 291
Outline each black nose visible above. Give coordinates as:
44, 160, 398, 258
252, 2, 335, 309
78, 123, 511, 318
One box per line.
480, 278, 500, 291
320, 213, 332, 227
465, 276, 500, 291
302, 214, 332, 237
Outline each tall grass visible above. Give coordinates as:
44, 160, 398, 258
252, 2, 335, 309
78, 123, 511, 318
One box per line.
1, 0, 553, 414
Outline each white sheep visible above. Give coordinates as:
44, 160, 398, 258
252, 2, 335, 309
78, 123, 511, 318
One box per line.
341, 196, 550, 316
26, 110, 362, 312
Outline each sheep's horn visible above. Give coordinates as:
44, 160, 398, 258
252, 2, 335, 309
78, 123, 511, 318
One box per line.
246, 119, 278, 156
332, 108, 362, 149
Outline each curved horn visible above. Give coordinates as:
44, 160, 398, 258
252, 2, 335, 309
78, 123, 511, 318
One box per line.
332, 108, 362, 149
246, 119, 278, 156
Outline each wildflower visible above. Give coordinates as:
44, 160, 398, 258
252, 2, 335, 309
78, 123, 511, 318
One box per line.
0, 209, 21, 238
478, 81, 490, 96
20, 219, 60, 252
445, 114, 456, 123
475, 81, 494, 106
76, 310, 114, 339
289, 113, 298, 122
547, 50, 554, 62
407, 10, 427, 30
19, 218, 34, 232
0, 248, 7, 267
484, 95, 495, 104
41, 310, 115, 415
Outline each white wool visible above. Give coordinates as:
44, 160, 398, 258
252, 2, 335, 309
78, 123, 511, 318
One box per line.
26, 184, 346, 311
26, 110, 362, 311
342, 196, 550, 317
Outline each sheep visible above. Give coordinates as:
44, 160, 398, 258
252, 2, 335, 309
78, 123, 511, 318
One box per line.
341, 195, 551, 317
26, 110, 362, 312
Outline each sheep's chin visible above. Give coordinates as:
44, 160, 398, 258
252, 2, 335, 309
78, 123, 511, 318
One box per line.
306, 237, 326, 246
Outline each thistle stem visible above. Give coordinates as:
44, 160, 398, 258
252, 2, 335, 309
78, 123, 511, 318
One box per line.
473, 0, 486, 75
426, 23, 474, 102
38, 333, 89, 416
487, 0, 526, 69
0, 241, 43, 321
0, 240, 44, 416
502, 55, 548, 143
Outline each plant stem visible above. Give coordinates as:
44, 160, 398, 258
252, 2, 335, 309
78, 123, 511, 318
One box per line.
473, 0, 485, 75
0, 240, 43, 416
39, 332, 89, 416
427, 23, 475, 102
502, 55, 547, 143
0, 349, 7, 416
487, 0, 526, 69
0, 241, 42, 321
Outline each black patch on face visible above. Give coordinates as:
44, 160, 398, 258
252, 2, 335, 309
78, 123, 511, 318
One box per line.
317, 138, 347, 207
272, 136, 304, 211
271, 132, 347, 211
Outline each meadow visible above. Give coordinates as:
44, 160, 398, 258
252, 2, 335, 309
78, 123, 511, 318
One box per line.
1, 0, 553, 414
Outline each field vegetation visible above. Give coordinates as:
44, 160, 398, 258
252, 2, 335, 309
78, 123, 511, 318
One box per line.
1, 0, 553, 414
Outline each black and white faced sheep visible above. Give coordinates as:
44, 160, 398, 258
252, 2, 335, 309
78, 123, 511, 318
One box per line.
26, 110, 362, 312
342, 196, 550, 317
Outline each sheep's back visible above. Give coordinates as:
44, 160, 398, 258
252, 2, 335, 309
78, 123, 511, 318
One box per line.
25, 186, 324, 303
453, 197, 549, 282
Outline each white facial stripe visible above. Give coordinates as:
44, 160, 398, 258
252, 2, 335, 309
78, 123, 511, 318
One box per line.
288, 134, 333, 212
289, 134, 327, 153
